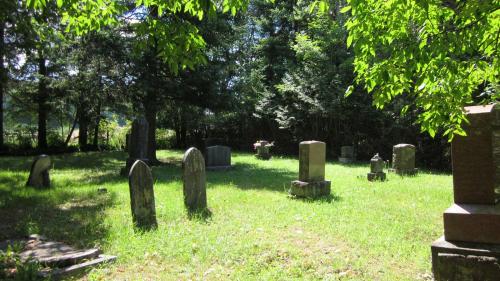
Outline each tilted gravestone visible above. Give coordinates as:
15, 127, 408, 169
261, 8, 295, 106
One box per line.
128, 160, 157, 230
26, 155, 51, 188
205, 145, 231, 170
122, 118, 149, 176
367, 153, 386, 181
338, 146, 355, 163
391, 144, 418, 175
431, 104, 500, 281
182, 147, 207, 213
290, 141, 331, 198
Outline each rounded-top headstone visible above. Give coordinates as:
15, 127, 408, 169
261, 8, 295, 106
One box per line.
182, 147, 207, 212
26, 155, 51, 188
370, 153, 385, 173
128, 160, 157, 230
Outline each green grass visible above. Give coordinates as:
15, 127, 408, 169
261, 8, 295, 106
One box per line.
0, 150, 452, 280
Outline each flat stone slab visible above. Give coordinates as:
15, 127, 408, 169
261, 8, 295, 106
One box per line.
431, 236, 500, 281
39, 254, 117, 280
444, 203, 500, 244
290, 180, 331, 198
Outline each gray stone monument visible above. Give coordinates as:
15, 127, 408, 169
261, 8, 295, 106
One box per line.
128, 160, 157, 230
338, 146, 355, 163
254, 140, 272, 160
290, 141, 331, 198
205, 145, 231, 170
431, 104, 500, 280
182, 147, 208, 213
26, 155, 51, 188
367, 153, 386, 181
121, 118, 149, 176
391, 143, 418, 175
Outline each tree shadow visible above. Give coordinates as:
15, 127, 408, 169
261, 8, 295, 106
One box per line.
187, 208, 213, 222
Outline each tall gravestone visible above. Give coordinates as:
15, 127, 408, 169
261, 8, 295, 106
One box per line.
26, 155, 51, 188
122, 118, 149, 176
182, 147, 208, 213
431, 104, 500, 281
128, 160, 157, 230
338, 146, 355, 163
205, 145, 231, 170
367, 153, 386, 181
290, 141, 331, 198
391, 144, 418, 175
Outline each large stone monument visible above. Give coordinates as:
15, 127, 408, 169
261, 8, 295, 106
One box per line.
182, 147, 207, 213
290, 141, 331, 198
254, 140, 272, 160
205, 145, 231, 170
431, 104, 500, 281
367, 153, 386, 181
121, 118, 148, 176
128, 160, 157, 230
26, 155, 51, 188
391, 143, 418, 175
338, 146, 355, 163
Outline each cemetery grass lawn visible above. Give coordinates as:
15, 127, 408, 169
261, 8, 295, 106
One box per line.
0, 150, 452, 280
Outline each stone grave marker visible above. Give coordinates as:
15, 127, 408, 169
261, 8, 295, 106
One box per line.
338, 146, 355, 163
254, 140, 272, 160
128, 160, 157, 230
121, 118, 148, 176
182, 147, 207, 213
431, 104, 500, 281
367, 153, 386, 181
205, 145, 231, 170
26, 155, 51, 188
290, 141, 331, 198
391, 143, 418, 175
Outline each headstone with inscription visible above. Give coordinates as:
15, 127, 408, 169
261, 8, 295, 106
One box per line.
205, 145, 231, 170
338, 146, 355, 163
391, 144, 418, 175
128, 160, 157, 230
121, 118, 149, 176
290, 141, 331, 198
367, 153, 386, 181
182, 147, 207, 212
26, 155, 51, 188
431, 104, 500, 281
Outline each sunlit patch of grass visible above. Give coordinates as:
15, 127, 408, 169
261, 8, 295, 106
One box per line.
0, 150, 452, 280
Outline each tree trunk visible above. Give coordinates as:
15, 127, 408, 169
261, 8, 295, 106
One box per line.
37, 50, 48, 150
92, 99, 101, 149
65, 112, 77, 146
0, 22, 5, 149
144, 90, 158, 163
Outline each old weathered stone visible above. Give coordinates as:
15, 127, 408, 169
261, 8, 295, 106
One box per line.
339, 146, 355, 163
254, 140, 272, 160
205, 145, 231, 170
26, 155, 51, 188
290, 141, 331, 198
452, 104, 500, 204
128, 160, 157, 230
391, 144, 417, 175
122, 118, 149, 176
182, 147, 207, 212
367, 153, 386, 181
431, 236, 500, 281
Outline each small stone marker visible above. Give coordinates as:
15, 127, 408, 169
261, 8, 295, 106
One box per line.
391, 143, 418, 175
431, 104, 500, 281
205, 145, 231, 170
367, 153, 386, 181
182, 147, 207, 213
128, 160, 157, 230
338, 146, 355, 163
290, 141, 331, 198
26, 155, 51, 188
254, 140, 272, 160
122, 118, 149, 176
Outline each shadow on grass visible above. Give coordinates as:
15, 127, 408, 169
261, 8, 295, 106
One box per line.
290, 193, 342, 204
187, 208, 213, 222
0, 185, 116, 250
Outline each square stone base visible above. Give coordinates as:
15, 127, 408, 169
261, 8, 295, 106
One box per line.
444, 203, 500, 244
338, 157, 354, 164
367, 172, 386, 181
290, 180, 331, 198
431, 236, 500, 281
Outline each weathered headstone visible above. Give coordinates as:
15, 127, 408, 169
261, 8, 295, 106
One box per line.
128, 160, 157, 230
367, 153, 386, 181
121, 118, 149, 176
254, 140, 272, 160
205, 145, 231, 170
391, 143, 418, 175
182, 147, 207, 212
338, 146, 355, 163
431, 104, 500, 280
290, 141, 331, 198
26, 155, 51, 188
